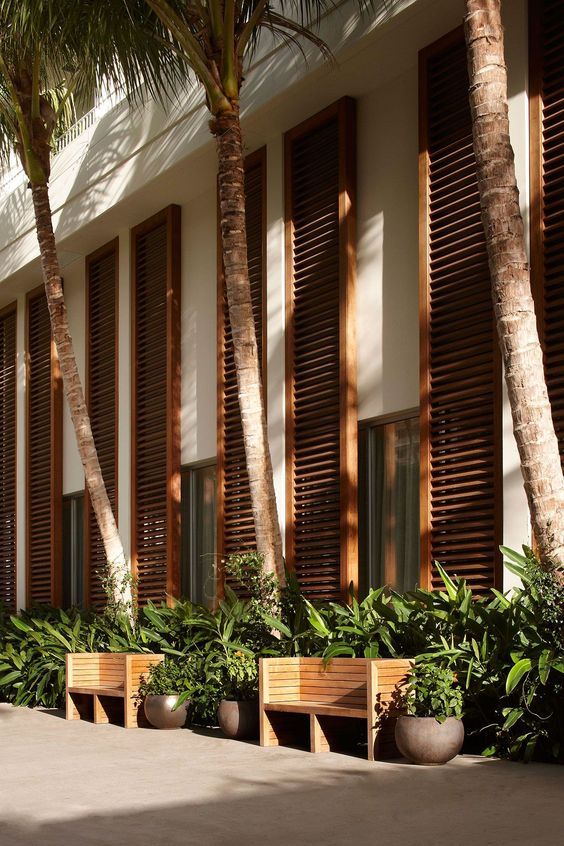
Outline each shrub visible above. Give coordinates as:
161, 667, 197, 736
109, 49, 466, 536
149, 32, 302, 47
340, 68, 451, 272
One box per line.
403, 663, 463, 723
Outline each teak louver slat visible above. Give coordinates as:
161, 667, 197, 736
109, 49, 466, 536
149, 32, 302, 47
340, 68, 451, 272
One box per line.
0, 304, 17, 610
285, 99, 358, 601
530, 0, 564, 469
85, 242, 119, 607
131, 206, 181, 605
217, 149, 267, 592
26, 289, 62, 605
419, 30, 502, 597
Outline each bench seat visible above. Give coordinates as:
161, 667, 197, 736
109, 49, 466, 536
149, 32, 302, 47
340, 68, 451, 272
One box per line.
260, 657, 412, 760
66, 685, 124, 698
264, 701, 367, 718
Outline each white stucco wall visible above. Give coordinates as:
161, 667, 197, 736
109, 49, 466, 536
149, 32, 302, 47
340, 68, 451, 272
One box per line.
1, 0, 534, 595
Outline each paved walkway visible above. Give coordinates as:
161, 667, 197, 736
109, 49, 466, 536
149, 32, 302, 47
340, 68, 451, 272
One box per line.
1, 703, 562, 845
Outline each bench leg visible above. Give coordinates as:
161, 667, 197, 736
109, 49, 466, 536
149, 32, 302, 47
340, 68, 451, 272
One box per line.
66, 690, 80, 721
93, 695, 111, 725
310, 714, 330, 753
367, 719, 378, 762
260, 708, 279, 747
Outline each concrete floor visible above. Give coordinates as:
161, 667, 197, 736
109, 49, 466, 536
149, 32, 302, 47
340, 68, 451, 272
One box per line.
1, 704, 563, 846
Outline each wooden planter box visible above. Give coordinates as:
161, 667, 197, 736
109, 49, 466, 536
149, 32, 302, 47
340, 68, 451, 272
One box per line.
65, 652, 164, 728
259, 657, 413, 759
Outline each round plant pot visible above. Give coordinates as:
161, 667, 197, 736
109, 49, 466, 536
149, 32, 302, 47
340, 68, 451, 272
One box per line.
144, 694, 189, 730
395, 716, 464, 765
217, 699, 259, 740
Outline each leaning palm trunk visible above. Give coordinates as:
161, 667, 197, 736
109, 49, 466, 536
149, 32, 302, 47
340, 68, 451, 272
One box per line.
30, 182, 132, 611
213, 107, 284, 582
465, 0, 564, 571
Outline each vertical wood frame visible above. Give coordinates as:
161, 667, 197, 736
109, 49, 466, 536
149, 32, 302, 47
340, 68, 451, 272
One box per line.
284, 97, 358, 599
418, 28, 503, 594
216, 147, 267, 599
84, 239, 119, 606
25, 286, 63, 606
528, 0, 564, 480
0, 302, 18, 611
131, 205, 181, 603
528, 0, 543, 337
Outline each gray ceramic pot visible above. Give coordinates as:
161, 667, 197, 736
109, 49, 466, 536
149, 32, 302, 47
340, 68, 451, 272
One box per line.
395, 716, 464, 765
144, 694, 189, 730
217, 699, 259, 740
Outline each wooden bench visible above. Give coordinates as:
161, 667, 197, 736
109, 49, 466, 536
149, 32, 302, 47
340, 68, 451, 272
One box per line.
259, 657, 412, 759
65, 653, 164, 728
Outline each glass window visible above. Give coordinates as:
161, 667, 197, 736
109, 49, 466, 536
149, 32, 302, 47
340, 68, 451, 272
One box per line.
359, 415, 420, 596
181, 462, 217, 606
62, 492, 84, 608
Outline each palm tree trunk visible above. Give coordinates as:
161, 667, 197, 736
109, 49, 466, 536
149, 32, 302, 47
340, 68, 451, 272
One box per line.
30, 182, 133, 610
465, 0, 564, 570
213, 106, 285, 584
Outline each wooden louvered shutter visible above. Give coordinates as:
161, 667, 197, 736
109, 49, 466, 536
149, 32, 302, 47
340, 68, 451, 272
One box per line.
26, 288, 62, 605
0, 304, 17, 611
419, 29, 502, 596
217, 148, 267, 580
285, 98, 358, 601
132, 206, 181, 604
530, 0, 564, 465
85, 241, 119, 606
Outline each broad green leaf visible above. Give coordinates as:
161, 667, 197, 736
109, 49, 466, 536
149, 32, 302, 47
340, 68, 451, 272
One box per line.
506, 658, 532, 694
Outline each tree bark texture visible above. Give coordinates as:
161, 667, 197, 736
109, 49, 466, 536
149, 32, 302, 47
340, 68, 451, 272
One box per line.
465, 0, 564, 569
214, 107, 285, 583
30, 182, 133, 608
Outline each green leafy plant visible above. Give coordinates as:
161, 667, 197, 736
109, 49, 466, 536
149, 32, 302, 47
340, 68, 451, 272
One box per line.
222, 651, 258, 701
403, 663, 463, 723
137, 658, 192, 700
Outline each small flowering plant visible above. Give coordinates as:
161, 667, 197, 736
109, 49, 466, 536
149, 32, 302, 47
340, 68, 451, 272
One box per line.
404, 663, 464, 724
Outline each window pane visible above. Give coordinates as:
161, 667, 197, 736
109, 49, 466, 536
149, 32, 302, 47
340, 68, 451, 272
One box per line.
62, 493, 84, 608
181, 463, 217, 607
359, 417, 419, 595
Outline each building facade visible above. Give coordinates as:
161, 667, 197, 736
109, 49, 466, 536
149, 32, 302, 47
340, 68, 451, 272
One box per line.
0, 0, 560, 611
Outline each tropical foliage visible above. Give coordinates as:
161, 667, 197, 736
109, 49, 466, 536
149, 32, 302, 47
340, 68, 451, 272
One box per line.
1, 549, 562, 762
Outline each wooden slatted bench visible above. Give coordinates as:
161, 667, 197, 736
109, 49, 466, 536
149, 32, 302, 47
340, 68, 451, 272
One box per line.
65, 653, 164, 728
259, 657, 413, 760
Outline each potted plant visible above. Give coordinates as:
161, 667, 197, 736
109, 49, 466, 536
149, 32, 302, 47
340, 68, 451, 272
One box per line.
217, 651, 259, 740
394, 663, 464, 765
138, 659, 191, 730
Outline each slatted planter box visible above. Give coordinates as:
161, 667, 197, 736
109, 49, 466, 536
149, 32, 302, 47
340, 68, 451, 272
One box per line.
259, 657, 412, 760
65, 653, 164, 728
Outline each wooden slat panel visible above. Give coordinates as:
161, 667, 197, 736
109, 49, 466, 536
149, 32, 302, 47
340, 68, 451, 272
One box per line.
26, 288, 62, 606
285, 98, 358, 601
530, 0, 564, 472
419, 30, 502, 596
131, 206, 181, 605
0, 304, 17, 611
217, 149, 267, 591
85, 241, 119, 607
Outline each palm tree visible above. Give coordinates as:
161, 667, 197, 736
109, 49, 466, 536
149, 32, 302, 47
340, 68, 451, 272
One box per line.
137, 0, 358, 583
464, 0, 564, 573
0, 0, 177, 611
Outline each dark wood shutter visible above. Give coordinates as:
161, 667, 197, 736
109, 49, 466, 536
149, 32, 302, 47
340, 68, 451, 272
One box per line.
85, 241, 119, 607
26, 288, 62, 605
419, 30, 502, 595
132, 206, 181, 604
285, 98, 358, 601
530, 0, 564, 465
217, 148, 267, 576
0, 304, 17, 611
